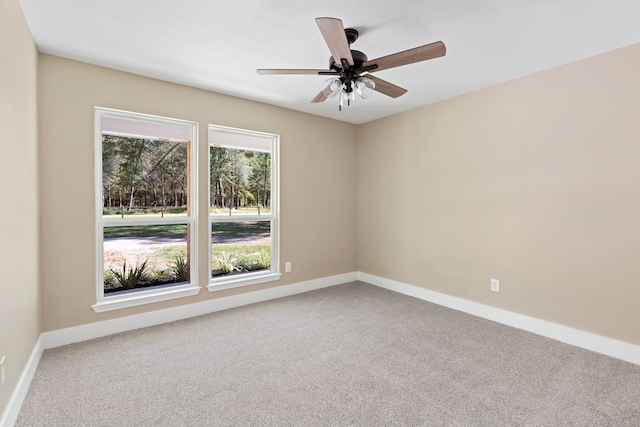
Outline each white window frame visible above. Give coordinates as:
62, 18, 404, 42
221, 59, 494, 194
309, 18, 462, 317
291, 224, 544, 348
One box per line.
93, 107, 200, 312
208, 124, 281, 292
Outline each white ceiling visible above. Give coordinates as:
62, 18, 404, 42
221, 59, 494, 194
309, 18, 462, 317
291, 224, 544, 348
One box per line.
18, 0, 640, 124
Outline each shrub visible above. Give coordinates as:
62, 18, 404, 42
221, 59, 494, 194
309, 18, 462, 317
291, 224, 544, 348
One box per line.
255, 250, 270, 270
171, 256, 189, 282
110, 259, 149, 289
235, 256, 254, 272
147, 267, 172, 282
103, 270, 116, 287
215, 251, 240, 274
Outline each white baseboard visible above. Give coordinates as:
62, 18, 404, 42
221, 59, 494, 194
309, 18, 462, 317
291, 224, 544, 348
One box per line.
43, 272, 357, 349
0, 336, 43, 427
358, 271, 640, 366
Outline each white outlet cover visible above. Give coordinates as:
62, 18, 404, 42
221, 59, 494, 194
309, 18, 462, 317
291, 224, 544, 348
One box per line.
491, 279, 500, 292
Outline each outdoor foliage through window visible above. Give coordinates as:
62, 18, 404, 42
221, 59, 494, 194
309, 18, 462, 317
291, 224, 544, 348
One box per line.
99, 127, 193, 296
103, 224, 189, 293
103, 136, 188, 217
210, 147, 271, 215
209, 127, 277, 283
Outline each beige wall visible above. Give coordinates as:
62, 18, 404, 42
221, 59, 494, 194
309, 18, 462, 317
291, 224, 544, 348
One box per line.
0, 0, 40, 418
358, 43, 640, 345
38, 54, 358, 331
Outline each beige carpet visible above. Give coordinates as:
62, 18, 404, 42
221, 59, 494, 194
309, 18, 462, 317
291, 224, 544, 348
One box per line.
15, 281, 640, 426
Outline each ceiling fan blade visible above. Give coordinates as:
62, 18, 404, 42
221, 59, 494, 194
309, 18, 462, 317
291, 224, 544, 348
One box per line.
315, 17, 354, 67
363, 41, 446, 73
311, 90, 328, 103
366, 75, 408, 98
257, 69, 332, 75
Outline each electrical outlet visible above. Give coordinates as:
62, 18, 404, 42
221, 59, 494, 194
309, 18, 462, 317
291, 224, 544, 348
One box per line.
491, 279, 500, 293
285, 262, 291, 273
0, 356, 6, 389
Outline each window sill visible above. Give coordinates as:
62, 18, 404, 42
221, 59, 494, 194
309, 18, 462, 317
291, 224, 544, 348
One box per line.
92, 284, 201, 313
207, 271, 282, 292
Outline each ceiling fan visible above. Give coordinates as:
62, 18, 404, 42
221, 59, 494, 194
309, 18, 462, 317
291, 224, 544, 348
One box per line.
257, 17, 446, 110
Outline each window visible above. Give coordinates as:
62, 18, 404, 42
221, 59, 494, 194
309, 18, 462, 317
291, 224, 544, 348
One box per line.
92, 110, 280, 310
208, 125, 280, 290
93, 108, 199, 312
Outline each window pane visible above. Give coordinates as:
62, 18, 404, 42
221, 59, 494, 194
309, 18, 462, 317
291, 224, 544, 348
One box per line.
102, 136, 188, 218
211, 221, 270, 278
103, 224, 190, 293
210, 146, 271, 216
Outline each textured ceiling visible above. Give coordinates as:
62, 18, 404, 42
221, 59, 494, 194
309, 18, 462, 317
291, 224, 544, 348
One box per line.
18, 0, 640, 124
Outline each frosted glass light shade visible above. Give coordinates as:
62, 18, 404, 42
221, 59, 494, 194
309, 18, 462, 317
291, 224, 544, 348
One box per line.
321, 78, 342, 98
355, 77, 375, 99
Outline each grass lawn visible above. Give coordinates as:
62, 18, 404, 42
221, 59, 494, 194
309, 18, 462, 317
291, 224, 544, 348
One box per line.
210, 206, 271, 215
103, 207, 187, 216
103, 221, 270, 271
211, 221, 270, 237
104, 224, 187, 238
104, 221, 269, 239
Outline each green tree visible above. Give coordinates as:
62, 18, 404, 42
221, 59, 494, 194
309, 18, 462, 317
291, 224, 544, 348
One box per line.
102, 136, 188, 214
210, 147, 234, 208
248, 152, 271, 208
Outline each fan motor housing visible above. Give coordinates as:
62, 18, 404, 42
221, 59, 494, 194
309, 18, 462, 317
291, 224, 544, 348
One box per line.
329, 50, 368, 71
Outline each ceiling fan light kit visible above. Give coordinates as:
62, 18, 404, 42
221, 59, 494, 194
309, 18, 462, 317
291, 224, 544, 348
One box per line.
322, 76, 375, 111
257, 17, 446, 111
